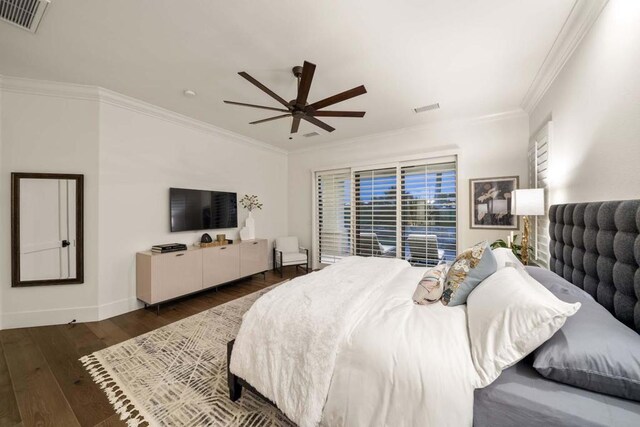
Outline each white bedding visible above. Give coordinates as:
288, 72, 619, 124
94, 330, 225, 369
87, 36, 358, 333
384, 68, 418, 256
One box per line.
230, 256, 480, 427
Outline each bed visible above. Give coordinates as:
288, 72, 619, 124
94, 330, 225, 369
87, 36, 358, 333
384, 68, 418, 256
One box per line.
228, 200, 640, 426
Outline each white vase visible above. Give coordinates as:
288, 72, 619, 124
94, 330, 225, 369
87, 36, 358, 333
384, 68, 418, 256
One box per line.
241, 210, 256, 240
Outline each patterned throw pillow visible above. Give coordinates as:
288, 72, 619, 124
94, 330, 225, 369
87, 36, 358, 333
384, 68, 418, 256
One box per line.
413, 263, 449, 305
442, 241, 497, 306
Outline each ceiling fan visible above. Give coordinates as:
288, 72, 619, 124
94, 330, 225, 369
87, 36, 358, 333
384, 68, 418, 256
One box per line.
224, 61, 367, 134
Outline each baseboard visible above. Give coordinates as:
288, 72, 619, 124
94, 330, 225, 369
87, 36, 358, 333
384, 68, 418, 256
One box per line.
1, 305, 99, 330
98, 297, 143, 320
0, 297, 143, 330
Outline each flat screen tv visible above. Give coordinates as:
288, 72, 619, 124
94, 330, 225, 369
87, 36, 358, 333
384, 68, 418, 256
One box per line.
170, 188, 238, 232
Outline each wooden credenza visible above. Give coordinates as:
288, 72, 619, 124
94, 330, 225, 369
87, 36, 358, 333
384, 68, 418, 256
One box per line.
136, 239, 268, 305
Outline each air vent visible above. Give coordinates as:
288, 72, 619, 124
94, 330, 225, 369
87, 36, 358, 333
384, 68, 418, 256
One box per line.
0, 0, 49, 33
303, 132, 320, 138
414, 103, 440, 113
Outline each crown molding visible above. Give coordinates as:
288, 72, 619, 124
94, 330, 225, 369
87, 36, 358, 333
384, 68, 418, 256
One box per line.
0, 75, 288, 155
521, 0, 609, 113
0, 75, 100, 101
289, 109, 528, 155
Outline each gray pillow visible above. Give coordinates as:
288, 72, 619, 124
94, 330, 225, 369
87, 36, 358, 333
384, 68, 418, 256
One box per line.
442, 241, 497, 306
528, 267, 640, 402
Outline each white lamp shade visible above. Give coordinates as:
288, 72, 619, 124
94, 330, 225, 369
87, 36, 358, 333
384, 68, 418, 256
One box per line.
511, 189, 545, 216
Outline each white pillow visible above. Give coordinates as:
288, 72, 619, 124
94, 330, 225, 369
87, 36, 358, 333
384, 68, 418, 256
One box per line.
491, 247, 525, 272
467, 267, 581, 387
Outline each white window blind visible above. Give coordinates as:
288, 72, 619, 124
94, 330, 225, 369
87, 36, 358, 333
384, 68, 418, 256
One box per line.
401, 161, 457, 266
315, 156, 458, 267
529, 123, 552, 268
354, 167, 397, 258
316, 169, 351, 264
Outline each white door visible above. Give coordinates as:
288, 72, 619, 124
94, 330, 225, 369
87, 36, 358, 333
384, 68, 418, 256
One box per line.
19, 179, 77, 281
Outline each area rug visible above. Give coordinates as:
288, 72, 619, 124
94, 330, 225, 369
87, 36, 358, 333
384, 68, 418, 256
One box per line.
80, 282, 294, 427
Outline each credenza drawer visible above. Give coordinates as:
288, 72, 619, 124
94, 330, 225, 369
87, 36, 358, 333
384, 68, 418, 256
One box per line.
240, 240, 268, 277
147, 250, 203, 304
203, 244, 240, 287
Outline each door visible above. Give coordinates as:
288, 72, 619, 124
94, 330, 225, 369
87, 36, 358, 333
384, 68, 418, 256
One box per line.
19, 178, 77, 281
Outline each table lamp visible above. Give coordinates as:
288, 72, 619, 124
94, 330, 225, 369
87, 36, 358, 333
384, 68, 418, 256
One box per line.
511, 189, 544, 265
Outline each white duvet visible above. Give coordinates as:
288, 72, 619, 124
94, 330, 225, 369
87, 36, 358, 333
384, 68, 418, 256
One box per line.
230, 256, 480, 427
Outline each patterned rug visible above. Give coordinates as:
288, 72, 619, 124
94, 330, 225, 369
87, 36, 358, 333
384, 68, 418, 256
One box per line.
80, 283, 294, 427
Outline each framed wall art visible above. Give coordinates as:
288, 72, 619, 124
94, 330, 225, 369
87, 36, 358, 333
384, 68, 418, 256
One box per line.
469, 176, 519, 229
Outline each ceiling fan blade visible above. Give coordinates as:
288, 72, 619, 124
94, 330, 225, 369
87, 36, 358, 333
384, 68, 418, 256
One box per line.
295, 61, 316, 107
309, 85, 367, 111
291, 117, 301, 134
224, 100, 290, 112
310, 110, 366, 117
238, 71, 291, 108
249, 114, 291, 125
302, 115, 335, 133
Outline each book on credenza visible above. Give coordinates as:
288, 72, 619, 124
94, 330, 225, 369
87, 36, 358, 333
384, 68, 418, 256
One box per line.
151, 243, 188, 253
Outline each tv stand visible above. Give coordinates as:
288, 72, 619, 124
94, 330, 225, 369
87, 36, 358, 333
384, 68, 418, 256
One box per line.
136, 239, 268, 305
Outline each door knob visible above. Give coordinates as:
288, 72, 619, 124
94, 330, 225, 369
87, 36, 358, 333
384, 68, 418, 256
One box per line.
62, 240, 71, 248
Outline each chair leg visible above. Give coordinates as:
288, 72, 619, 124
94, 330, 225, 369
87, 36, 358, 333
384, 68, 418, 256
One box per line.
280, 252, 284, 277
272, 247, 276, 272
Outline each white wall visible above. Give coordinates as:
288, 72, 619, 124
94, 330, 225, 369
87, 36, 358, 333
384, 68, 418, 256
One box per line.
529, 0, 640, 205
0, 89, 101, 328
288, 112, 530, 259
0, 80, 288, 328
97, 101, 288, 317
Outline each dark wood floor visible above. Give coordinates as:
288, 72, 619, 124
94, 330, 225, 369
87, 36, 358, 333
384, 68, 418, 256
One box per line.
0, 269, 304, 427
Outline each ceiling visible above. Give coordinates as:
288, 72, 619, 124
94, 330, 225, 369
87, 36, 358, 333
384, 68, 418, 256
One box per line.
0, 0, 575, 150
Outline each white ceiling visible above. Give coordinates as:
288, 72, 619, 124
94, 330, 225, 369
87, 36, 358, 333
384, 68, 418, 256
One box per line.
0, 0, 575, 150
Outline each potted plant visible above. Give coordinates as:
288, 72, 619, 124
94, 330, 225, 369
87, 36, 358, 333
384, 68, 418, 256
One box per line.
490, 234, 533, 263
239, 195, 263, 240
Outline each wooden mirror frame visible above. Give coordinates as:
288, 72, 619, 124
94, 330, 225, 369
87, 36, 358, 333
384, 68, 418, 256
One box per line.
11, 172, 84, 287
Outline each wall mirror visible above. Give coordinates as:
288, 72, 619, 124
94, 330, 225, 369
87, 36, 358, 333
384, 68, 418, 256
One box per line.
11, 173, 84, 287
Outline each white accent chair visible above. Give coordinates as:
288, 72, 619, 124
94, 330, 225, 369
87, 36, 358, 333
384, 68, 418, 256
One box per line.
406, 234, 445, 266
273, 237, 309, 277
357, 232, 396, 257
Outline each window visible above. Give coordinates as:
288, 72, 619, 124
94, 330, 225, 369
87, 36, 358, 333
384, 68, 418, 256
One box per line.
401, 161, 457, 266
315, 169, 351, 264
354, 167, 397, 258
314, 157, 457, 267
529, 122, 552, 267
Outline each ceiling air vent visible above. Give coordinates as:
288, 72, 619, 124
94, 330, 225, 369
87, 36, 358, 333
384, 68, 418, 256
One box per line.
0, 0, 49, 33
414, 103, 440, 114
303, 132, 320, 138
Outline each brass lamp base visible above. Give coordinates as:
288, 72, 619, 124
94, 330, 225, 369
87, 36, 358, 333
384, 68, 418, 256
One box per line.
521, 216, 530, 265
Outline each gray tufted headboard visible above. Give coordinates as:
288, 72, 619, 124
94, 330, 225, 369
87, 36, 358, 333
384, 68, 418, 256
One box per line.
549, 200, 640, 333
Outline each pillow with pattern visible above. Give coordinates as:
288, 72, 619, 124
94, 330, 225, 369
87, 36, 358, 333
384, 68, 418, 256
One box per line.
442, 241, 497, 306
413, 263, 449, 305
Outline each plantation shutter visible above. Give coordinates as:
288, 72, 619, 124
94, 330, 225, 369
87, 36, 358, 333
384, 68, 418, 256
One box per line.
353, 167, 397, 258
316, 169, 351, 264
529, 122, 552, 267
400, 161, 457, 266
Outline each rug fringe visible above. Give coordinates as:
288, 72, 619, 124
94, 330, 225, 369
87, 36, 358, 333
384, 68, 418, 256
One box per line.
80, 354, 149, 426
